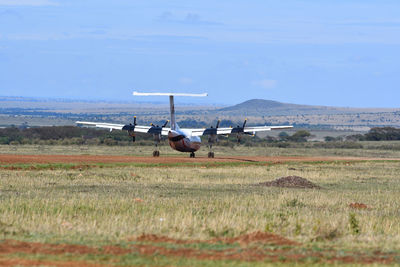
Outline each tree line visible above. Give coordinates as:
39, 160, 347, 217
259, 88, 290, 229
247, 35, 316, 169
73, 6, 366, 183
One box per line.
1, 126, 400, 146
346, 127, 400, 141
0, 126, 141, 146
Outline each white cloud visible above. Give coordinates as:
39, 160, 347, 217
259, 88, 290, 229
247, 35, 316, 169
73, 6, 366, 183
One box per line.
0, 0, 58, 6
253, 79, 277, 89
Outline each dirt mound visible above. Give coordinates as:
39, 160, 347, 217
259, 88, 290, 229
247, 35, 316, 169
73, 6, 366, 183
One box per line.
349, 203, 370, 209
257, 176, 320, 189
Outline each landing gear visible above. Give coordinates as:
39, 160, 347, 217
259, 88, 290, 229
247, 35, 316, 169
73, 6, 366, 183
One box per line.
207, 142, 215, 158
207, 133, 217, 159
236, 134, 242, 144
190, 152, 196, 158
152, 133, 161, 157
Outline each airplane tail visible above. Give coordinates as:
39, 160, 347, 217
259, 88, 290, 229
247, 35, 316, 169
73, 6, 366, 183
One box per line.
133, 91, 208, 130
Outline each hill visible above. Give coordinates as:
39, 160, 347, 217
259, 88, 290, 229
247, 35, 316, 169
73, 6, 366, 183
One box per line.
218, 99, 400, 116
2, 96, 400, 130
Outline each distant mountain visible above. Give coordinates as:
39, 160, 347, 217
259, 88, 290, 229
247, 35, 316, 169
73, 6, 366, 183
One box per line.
218, 99, 400, 116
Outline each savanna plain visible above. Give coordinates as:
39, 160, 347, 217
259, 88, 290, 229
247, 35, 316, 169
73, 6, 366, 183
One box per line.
1, 144, 400, 266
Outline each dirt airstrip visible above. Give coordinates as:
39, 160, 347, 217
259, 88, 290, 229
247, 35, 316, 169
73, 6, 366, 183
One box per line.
1, 154, 398, 165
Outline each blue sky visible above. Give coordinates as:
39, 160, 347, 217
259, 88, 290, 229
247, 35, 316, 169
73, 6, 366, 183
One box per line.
0, 0, 399, 107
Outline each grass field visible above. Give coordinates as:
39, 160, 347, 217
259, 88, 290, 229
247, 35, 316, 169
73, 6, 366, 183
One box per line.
1, 145, 400, 266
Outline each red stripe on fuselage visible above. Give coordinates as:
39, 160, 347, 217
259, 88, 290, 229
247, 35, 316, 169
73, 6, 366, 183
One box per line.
181, 138, 188, 148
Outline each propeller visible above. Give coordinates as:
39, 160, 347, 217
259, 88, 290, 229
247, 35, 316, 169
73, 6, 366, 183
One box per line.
203, 120, 220, 135
205, 120, 220, 144
122, 116, 138, 143
214, 120, 220, 143
148, 120, 169, 144
148, 120, 169, 135
215, 119, 220, 129
231, 119, 248, 143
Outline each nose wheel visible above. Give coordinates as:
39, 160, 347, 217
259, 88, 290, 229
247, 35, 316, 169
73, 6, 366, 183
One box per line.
190, 152, 196, 158
153, 150, 160, 157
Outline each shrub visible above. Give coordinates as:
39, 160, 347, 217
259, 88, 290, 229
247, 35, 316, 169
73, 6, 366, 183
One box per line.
365, 127, 400, 141
349, 213, 360, 235
288, 130, 311, 142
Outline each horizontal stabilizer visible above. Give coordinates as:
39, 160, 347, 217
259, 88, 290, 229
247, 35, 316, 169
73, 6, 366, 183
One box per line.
133, 91, 207, 97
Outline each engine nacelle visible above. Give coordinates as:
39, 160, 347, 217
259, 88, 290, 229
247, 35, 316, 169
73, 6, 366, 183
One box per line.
122, 116, 138, 143
153, 133, 161, 143
208, 134, 218, 144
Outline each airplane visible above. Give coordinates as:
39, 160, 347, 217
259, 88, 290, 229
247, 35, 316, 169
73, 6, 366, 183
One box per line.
76, 92, 293, 158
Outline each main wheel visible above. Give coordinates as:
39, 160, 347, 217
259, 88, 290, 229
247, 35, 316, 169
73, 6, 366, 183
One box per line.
153, 151, 160, 157
190, 152, 195, 158
208, 152, 215, 158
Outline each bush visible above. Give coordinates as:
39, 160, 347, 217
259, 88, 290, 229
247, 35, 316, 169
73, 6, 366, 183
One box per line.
288, 130, 311, 142
278, 131, 289, 141
349, 213, 360, 235
346, 134, 366, 141
0, 136, 10, 145
324, 136, 343, 142
9, 141, 20, 145
365, 127, 400, 141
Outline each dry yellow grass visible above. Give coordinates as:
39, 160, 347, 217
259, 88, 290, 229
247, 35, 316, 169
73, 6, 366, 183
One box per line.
1, 158, 400, 254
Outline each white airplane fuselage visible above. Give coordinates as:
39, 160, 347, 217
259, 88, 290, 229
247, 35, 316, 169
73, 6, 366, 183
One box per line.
168, 126, 201, 153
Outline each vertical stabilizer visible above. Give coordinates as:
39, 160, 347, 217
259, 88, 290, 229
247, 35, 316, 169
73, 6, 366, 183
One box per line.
133, 91, 208, 131
169, 95, 176, 130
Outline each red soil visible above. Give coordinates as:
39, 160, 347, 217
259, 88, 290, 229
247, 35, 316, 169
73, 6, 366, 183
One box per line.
0, 234, 395, 265
0, 258, 104, 267
0, 154, 396, 165
349, 203, 370, 209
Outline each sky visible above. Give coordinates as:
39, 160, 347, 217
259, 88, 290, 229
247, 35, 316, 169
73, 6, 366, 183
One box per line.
0, 0, 399, 107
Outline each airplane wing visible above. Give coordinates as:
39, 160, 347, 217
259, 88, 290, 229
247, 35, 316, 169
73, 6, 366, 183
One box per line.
76, 121, 170, 135
190, 125, 293, 136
